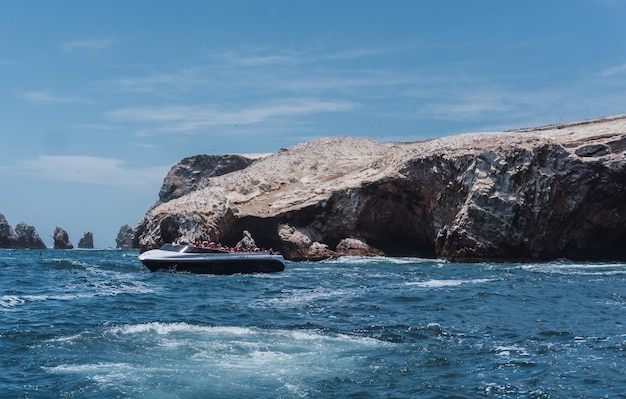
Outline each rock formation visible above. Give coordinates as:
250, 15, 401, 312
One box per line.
134, 115, 626, 262
157, 154, 255, 205
77, 232, 94, 249
116, 224, 134, 249
14, 222, 47, 249
53, 227, 73, 249
235, 230, 257, 251
0, 213, 46, 249
0, 213, 16, 248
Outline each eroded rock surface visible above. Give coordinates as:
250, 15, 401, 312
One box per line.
78, 232, 94, 249
0, 213, 17, 248
53, 227, 73, 249
135, 115, 626, 262
157, 154, 254, 204
116, 224, 134, 249
14, 222, 46, 249
0, 213, 46, 249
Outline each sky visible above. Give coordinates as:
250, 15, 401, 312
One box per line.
1, 0, 626, 248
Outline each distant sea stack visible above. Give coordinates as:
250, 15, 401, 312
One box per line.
14, 222, 47, 249
53, 227, 73, 249
116, 224, 134, 249
0, 212, 46, 249
0, 213, 14, 248
134, 115, 626, 262
77, 232, 94, 249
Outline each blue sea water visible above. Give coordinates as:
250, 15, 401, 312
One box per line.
0, 249, 624, 398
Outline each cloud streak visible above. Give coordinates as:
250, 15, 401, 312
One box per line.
104, 46, 403, 94
12, 156, 169, 192
105, 98, 357, 132
59, 38, 114, 52
18, 90, 92, 104
218, 46, 395, 67
599, 63, 626, 77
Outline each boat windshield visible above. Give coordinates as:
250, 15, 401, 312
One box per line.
159, 244, 229, 254
183, 246, 228, 254
159, 244, 187, 253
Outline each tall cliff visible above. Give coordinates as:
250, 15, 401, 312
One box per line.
134, 115, 626, 262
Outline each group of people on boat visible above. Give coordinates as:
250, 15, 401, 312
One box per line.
172, 237, 273, 254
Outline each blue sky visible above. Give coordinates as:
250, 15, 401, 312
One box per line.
1, 0, 625, 248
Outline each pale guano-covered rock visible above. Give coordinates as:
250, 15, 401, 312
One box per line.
78, 232, 94, 249
53, 227, 73, 249
135, 115, 626, 262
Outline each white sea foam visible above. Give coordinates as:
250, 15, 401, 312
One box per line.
47, 332, 86, 343
108, 322, 252, 336
250, 287, 359, 309
405, 278, 494, 288
0, 283, 153, 310
0, 295, 26, 308
47, 258, 91, 268
494, 345, 530, 357
520, 262, 626, 275
0, 276, 154, 311
42, 322, 387, 396
324, 256, 436, 265
44, 362, 134, 374
107, 322, 386, 347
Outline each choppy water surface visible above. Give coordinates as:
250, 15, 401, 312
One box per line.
1, 250, 624, 398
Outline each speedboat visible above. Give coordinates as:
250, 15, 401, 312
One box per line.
139, 243, 286, 274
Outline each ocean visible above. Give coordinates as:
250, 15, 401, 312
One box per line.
1, 249, 624, 398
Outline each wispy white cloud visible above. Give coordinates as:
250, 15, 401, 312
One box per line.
405, 84, 576, 128
105, 98, 357, 133
418, 92, 523, 120
109, 67, 210, 93
322, 47, 397, 61
217, 45, 396, 67
74, 123, 117, 131
59, 38, 114, 52
100, 45, 403, 96
410, 81, 622, 132
599, 63, 626, 77
18, 90, 92, 104
12, 156, 169, 192
219, 50, 303, 67
94, 44, 626, 138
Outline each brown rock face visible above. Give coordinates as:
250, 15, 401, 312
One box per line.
53, 227, 73, 249
135, 115, 626, 262
77, 232, 94, 249
14, 222, 47, 249
116, 224, 134, 249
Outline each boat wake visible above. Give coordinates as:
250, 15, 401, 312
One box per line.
44, 322, 391, 398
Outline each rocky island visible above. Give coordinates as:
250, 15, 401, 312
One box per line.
77, 232, 94, 249
116, 224, 134, 249
53, 227, 74, 249
0, 213, 46, 249
134, 115, 626, 262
